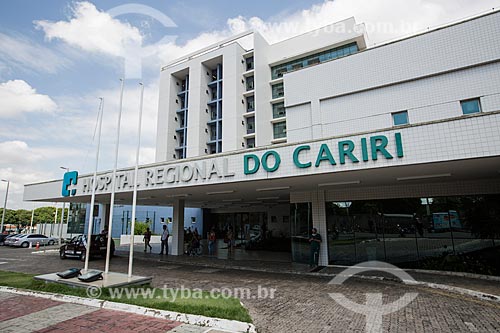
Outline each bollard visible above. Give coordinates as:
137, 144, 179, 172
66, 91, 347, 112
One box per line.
35, 242, 40, 251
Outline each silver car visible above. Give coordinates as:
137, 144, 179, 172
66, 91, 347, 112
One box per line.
3, 234, 22, 246
10, 234, 57, 248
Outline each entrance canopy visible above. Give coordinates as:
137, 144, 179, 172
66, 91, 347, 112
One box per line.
23, 127, 500, 208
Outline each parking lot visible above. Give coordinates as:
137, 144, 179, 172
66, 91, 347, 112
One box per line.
0, 245, 499, 332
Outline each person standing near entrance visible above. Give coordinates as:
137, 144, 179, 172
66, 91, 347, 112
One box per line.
208, 229, 216, 255
226, 228, 234, 253
143, 227, 152, 252
159, 224, 169, 255
309, 228, 322, 268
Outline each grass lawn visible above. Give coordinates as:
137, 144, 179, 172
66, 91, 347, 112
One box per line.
0, 270, 252, 323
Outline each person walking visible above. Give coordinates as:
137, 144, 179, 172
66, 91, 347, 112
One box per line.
309, 227, 322, 268
143, 227, 152, 252
159, 224, 169, 255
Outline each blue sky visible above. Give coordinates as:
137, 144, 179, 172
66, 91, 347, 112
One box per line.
1, 0, 499, 209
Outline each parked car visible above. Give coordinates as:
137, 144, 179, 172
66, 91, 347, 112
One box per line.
10, 234, 57, 248
3, 233, 22, 246
59, 234, 115, 262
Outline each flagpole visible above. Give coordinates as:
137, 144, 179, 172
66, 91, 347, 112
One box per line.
104, 79, 125, 274
30, 206, 35, 233
128, 82, 144, 278
84, 98, 104, 273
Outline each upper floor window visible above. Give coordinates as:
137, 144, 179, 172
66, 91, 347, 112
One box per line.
272, 83, 284, 99
246, 137, 255, 148
461, 98, 481, 115
246, 76, 254, 91
245, 56, 254, 71
246, 96, 255, 112
273, 121, 287, 139
270, 42, 358, 79
246, 117, 255, 134
272, 102, 286, 119
392, 111, 408, 126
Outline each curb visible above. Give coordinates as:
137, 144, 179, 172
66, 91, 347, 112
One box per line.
402, 279, 500, 303
329, 274, 500, 304
0, 286, 256, 333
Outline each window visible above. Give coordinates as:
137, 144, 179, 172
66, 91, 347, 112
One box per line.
392, 111, 409, 126
246, 76, 254, 91
307, 57, 320, 66
272, 102, 286, 119
273, 121, 286, 139
246, 138, 255, 148
246, 117, 255, 134
461, 98, 481, 115
246, 96, 255, 112
245, 56, 254, 71
272, 83, 284, 99
209, 105, 217, 120
270, 42, 358, 79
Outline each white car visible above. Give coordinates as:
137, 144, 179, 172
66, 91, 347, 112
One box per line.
10, 234, 57, 248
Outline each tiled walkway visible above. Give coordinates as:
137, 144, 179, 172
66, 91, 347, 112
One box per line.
0, 292, 223, 333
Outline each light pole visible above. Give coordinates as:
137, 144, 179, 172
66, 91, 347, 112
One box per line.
59, 167, 69, 245
1, 179, 9, 234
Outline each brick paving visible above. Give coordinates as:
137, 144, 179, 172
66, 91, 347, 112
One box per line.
0, 292, 212, 333
36, 308, 181, 333
0, 295, 61, 322
1, 246, 500, 332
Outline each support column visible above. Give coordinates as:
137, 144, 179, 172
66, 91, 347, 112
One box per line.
311, 190, 329, 266
171, 199, 185, 255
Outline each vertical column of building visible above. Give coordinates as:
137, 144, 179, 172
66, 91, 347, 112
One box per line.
156, 73, 183, 162
170, 199, 185, 255
186, 62, 208, 158
174, 75, 189, 159
253, 33, 273, 147
242, 51, 256, 148
222, 45, 247, 152
206, 63, 223, 154
311, 190, 329, 266
269, 62, 287, 144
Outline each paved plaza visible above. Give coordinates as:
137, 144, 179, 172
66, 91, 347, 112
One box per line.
0, 290, 221, 333
0, 246, 499, 332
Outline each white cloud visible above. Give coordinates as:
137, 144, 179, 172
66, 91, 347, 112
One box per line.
34, 1, 143, 57
0, 80, 57, 118
218, 0, 500, 45
0, 141, 42, 165
33, 1, 500, 72
153, 0, 500, 65
0, 140, 80, 209
0, 32, 70, 75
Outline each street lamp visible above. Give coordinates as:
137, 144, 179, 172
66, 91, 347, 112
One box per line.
1, 179, 10, 234
59, 167, 69, 245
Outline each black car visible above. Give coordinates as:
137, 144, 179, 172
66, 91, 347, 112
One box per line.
59, 234, 115, 261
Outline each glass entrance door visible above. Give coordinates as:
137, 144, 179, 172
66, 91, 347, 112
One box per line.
291, 203, 312, 263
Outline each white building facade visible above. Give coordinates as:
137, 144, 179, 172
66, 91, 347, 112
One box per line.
24, 12, 500, 267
